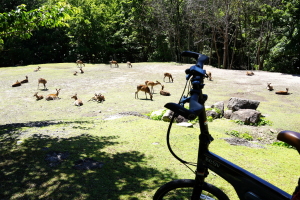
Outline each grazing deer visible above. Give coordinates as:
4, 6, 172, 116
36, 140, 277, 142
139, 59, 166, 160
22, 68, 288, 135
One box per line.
46, 88, 61, 100
79, 67, 84, 74
127, 61, 132, 68
275, 88, 289, 95
206, 71, 212, 81
163, 73, 174, 82
267, 83, 274, 91
34, 66, 41, 72
38, 78, 47, 89
33, 92, 43, 100
76, 60, 85, 67
135, 85, 153, 100
145, 80, 162, 94
20, 76, 29, 84
109, 60, 119, 68
12, 80, 21, 87
160, 85, 171, 96
246, 71, 254, 76
71, 93, 83, 106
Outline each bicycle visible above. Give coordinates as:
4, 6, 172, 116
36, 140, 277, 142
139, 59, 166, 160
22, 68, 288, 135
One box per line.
153, 51, 300, 200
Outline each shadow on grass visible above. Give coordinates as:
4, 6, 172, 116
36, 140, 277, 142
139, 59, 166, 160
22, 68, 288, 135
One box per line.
0, 121, 178, 199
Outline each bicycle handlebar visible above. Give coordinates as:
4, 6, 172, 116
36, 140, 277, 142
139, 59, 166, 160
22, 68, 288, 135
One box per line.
164, 51, 208, 120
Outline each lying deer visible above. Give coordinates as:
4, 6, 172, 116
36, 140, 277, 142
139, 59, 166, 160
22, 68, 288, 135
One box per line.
12, 80, 21, 87
163, 73, 174, 82
127, 61, 132, 68
34, 66, 41, 72
275, 88, 289, 95
246, 71, 254, 76
88, 93, 105, 103
33, 92, 43, 100
110, 60, 119, 68
145, 80, 162, 94
267, 83, 274, 91
38, 78, 47, 89
73, 71, 78, 76
20, 76, 29, 84
160, 85, 171, 96
71, 93, 83, 106
46, 88, 61, 100
135, 84, 153, 100
76, 60, 85, 67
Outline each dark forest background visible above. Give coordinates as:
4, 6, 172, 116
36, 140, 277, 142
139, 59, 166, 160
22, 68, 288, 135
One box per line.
0, 0, 299, 73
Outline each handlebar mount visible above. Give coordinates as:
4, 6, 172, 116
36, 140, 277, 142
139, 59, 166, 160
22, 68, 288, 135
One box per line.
164, 51, 209, 120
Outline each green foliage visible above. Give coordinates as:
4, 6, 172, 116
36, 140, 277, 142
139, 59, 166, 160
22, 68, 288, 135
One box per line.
225, 130, 253, 141
233, 117, 272, 126
148, 109, 167, 121
272, 141, 294, 149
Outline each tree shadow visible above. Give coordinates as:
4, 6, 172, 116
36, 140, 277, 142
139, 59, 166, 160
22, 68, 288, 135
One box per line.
0, 120, 178, 199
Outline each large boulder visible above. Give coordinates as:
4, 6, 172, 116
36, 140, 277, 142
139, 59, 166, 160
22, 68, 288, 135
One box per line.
230, 109, 261, 124
227, 97, 260, 111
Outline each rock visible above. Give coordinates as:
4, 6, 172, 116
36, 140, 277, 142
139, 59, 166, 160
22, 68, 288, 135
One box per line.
176, 122, 193, 128
230, 109, 261, 124
224, 110, 233, 119
227, 97, 260, 111
206, 110, 219, 119
211, 101, 224, 116
162, 110, 188, 123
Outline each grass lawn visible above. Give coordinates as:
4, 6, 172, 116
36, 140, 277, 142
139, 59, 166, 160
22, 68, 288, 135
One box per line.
1, 62, 300, 199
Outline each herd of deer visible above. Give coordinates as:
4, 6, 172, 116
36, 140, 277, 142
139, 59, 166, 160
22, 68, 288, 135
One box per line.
11, 62, 106, 106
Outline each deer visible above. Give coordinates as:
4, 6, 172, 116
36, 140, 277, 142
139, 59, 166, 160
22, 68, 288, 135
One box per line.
12, 80, 21, 87
33, 92, 43, 100
160, 85, 171, 96
88, 93, 105, 103
246, 71, 254, 76
135, 84, 153, 100
79, 67, 84, 74
34, 66, 41, 72
20, 76, 28, 84
145, 80, 162, 94
71, 93, 83, 106
38, 78, 47, 89
127, 61, 132, 68
275, 88, 289, 95
206, 71, 212, 81
73, 71, 78, 76
46, 88, 61, 100
109, 60, 119, 68
163, 73, 174, 82
76, 60, 85, 67
267, 83, 274, 91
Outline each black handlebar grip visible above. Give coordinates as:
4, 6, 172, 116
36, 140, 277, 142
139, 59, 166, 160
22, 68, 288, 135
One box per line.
164, 103, 197, 120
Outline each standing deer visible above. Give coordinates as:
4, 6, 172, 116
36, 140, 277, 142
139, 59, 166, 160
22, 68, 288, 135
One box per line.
127, 61, 132, 68
206, 71, 212, 81
76, 60, 85, 67
38, 78, 47, 89
109, 60, 119, 68
46, 89, 61, 100
135, 85, 153, 100
145, 80, 162, 94
163, 73, 174, 82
